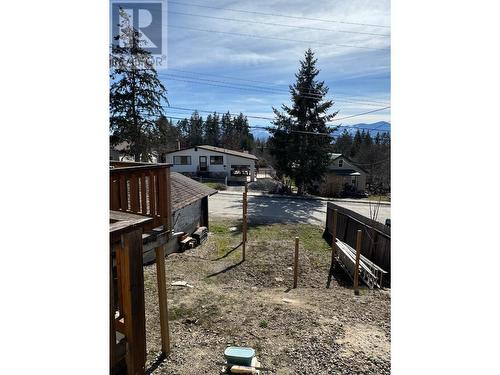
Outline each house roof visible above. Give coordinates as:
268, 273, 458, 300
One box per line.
170, 172, 218, 212
329, 153, 368, 174
166, 145, 258, 161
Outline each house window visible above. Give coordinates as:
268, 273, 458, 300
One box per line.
230, 165, 250, 176
173, 155, 191, 165
210, 155, 223, 165
338, 159, 343, 167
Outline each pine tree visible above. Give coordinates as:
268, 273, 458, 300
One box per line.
188, 111, 204, 146
268, 49, 338, 194
351, 130, 363, 157
220, 111, 234, 148
333, 129, 353, 155
109, 9, 168, 161
176, 118, 190, 147
204, 112, 220, 146
157, 115, 179, 154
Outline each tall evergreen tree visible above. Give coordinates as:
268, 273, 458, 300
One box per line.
156, 115, 179, 153
176, 118, 190, 147
109, 9, 168, 161
233, 113, 254, 151
268, 49, 337, 194
204, 112, 220, 146
333, 129, 353, 156
350, 130, 363, 157
188, 111, 204, 146
220, 111, 234, 148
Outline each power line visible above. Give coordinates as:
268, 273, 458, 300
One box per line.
161, 68, 391, 105
169, 10, 390, 37
330, 106, 391, 121
169, 0, 390, 29
166, 106, 391, 130
158, 74, 388, 106
168, 25, 387, 50
163, 106, 390, 131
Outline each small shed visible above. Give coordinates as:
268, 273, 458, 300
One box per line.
142, 172, 217, 263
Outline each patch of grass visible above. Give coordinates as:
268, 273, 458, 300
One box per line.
203, 182, 227, 191
209, 222, 243, 258
259, 320, 268, 328
169, 304, 194, 321
209, 220, 331, 260
244, 222, 331, 254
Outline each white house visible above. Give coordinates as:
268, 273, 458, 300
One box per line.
164, 145, 258, 183
317, 153, 367, 197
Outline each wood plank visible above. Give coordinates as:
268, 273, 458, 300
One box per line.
155, 246, 171, 355
140, 174, 147, 215
111, 177, 120, 210
354, 230, 362, 295
157, 168, 169, 227
149, 173, 156, 217
331, 209, 338, 265
165, 170, 172, 230
119, 175, 127, 211
110, 251, 116, 369
293, 237, 299, 288
130, 174, 139, 213
120, 229, 146, 375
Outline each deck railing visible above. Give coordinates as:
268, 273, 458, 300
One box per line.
110, 161, 172, 230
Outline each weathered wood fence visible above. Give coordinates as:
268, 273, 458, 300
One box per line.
323, 202, 391, 285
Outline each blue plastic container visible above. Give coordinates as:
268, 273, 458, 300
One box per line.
224, 346, 255, 366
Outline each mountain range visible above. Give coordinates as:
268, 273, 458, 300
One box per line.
251, 121, 390, 139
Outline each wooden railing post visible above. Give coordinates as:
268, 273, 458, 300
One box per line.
155, 245, 171, 356
331, 209, 338, 265
293, 237, 299, 288
354, 230, 362, 295
157, 167, 171, 231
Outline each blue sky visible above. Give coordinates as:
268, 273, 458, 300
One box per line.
114, 0, 390, 134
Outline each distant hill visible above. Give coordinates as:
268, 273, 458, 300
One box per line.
251, 121, 390, 139
332, 121, 391, 137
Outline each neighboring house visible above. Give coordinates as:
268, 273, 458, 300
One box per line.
316, 153, 368, 197
164, 145, 258, 183
143, 171, 217, 263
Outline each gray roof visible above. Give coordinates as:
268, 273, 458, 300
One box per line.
170, 172, 217, 212
167, 145, 258, 161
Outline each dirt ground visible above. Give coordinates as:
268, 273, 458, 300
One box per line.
143, 220, 390, 375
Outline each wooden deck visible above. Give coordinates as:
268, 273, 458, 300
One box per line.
110, 161, 173, 375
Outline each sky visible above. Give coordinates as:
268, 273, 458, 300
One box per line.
114, 0, 391, 135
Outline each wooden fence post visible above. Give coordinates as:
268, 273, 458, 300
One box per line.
331, 209, 338, 265
354, 230, 362, 295
293, 237, 299, 288
155, 245, 171, 355
242, 191, 247, 261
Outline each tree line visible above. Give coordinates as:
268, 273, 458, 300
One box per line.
333, 129, 391, 192
157, 111, 255, 153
